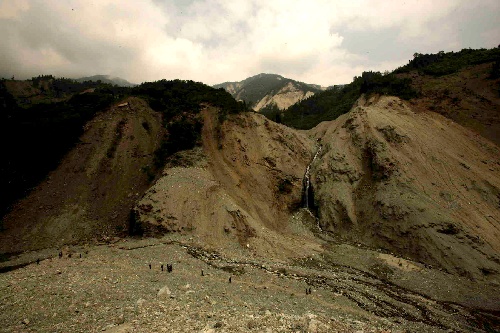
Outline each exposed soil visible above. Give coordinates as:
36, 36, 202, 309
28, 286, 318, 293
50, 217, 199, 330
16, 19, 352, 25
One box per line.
134, 107, 321, 260
253, 82, 315, 111
311, 95, 500, 280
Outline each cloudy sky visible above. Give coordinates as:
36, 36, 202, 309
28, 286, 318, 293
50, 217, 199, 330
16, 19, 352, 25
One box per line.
1, 0, 499, 86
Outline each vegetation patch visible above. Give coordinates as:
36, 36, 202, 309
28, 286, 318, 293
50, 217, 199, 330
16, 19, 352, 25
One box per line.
283, 83, 361, 129
260, 102, 283, 123
394, 47, 500, 77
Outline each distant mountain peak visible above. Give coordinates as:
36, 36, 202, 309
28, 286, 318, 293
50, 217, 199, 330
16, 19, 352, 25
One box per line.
214, 73, 322, 111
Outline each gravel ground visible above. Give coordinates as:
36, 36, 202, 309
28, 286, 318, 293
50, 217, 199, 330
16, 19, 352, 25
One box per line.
2, 235, 497, 332
0, 237, 394, 333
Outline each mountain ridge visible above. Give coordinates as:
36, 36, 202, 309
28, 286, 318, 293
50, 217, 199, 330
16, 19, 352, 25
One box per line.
75, 74, 137, 87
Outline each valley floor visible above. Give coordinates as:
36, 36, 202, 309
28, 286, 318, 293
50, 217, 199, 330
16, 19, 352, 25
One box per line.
1, 233, 498, 333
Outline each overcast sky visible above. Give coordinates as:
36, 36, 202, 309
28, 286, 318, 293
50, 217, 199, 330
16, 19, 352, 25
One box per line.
1, 0, 499, 86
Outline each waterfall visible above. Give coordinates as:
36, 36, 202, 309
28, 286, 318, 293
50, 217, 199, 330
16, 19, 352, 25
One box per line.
303, 145, 322, 210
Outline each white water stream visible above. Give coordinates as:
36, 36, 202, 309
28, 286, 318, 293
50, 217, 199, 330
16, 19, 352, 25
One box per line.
303, 145, 322, 210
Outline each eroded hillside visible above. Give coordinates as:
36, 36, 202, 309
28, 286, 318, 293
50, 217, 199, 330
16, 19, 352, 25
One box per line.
405, 62, 500, 145
214, 73, 320, 112
134, 94, 500, 281
3, 90, 499, 281
310, 95, 500, 279
253, 82, 316, 111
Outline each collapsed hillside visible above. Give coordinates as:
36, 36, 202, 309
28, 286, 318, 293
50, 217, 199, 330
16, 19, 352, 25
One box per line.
310, 95, 500, 279
254, 81, 315, 111
133, 93, 500, 280
405, 62, 500, 146
2, 92, 500, 331
3, 92, 499, 282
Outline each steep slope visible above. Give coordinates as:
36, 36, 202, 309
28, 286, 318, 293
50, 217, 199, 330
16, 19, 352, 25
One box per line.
0, 97, 163, 253
214, 73, 321, 111
310, 95, 500, 279
133, 107, 321, 259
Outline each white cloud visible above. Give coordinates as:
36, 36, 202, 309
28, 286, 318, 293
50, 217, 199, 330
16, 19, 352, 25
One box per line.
0, 0, 498, 85
0, 0, 30, 19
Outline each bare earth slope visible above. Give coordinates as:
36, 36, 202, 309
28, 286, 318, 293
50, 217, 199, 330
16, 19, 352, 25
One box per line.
0, 97, 163, 253
134, 107, 321, 260
311, 95, 500, 280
